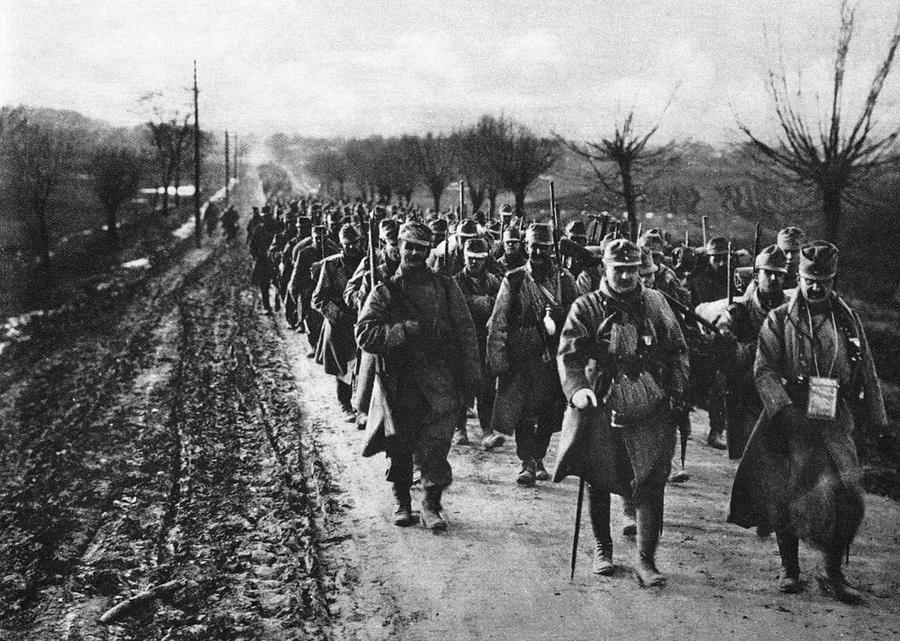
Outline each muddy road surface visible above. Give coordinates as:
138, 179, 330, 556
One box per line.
1, 186, 898, 641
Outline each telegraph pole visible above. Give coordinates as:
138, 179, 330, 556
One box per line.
225, 128, 230, 203
192, 60, 202, 248
233, 133, 238, 179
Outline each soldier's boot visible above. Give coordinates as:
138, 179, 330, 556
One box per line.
481, 430, 505, 451
820, 548, 864, 604
706, 428, 727, 450
634, 498, 666, 588
516, 459, 536, 487
776, 532, 802, 594
588, 486, 614, 576
391, 484, 419, 527
453, 427, 470, 446
421, 487, 447, 532
534, 459, 550, 481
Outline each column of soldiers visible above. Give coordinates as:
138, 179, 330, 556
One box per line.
245, 200, 888, 604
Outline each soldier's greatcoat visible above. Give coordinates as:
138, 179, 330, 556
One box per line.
728, 291, 887, 552
553, 282, 690, 498
715, 288, 785, 458
355, 266, 481, 487
312, 254, 360, 378
486, 264, 577, 437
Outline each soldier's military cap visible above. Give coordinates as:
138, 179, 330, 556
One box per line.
754, 244, 788, 273
604, 239, 642, 267
799, 241, 838, 281
565, 220, 587, 239
600, 232, 619, 252
639, 246, 659, 275
457, 219, 479, 238
525, 223, 554, 246
339, 223, 360, 244
503, 227, 523, 242
777, 226, 805, 252
379, 219, 399, 242
706, 237, 729, 256
638, 232, 666, 256
464, 237, 490, 258
398, 222, 433, 247
428, 218, 448, 233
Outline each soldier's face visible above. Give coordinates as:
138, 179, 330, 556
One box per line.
400, 240, 430, 269
801, 276, 834, 301
341, 240, 361, 260
505, 240, 522, 255
465, 255, 487, 275
784, 249, 800, 273
640, 272, 656, 288
757, 269, 784, 296
527, 243, 552, 267
606, 264, 640, 294
383, 240, 400, 262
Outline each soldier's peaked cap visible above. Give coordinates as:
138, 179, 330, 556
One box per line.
379, 218, 399, 242
706, 237, 729, 256
525, 223, 554, 246
754, 244, 788, 273
339, 223, 360, 244
503, 227, 522, 242
638, 232, 665, 255
799, 241, 838, 281
464, 237, 490, 258
565, 220, 587, 238
457, 219, 479, 238
777, 226, 805, 251
398, 222, 432, 247
604, 239, 642, 267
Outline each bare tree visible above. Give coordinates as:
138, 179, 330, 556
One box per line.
738, 1, 900, 243
476, 115, 559, 215
307, 149, 349, 197
559, 110, 674, 240
2, 107, 75, 264
454, 127, 500, 215
410, 133, 453, 211
145, 117, 192, 213
90, 144, 144, 248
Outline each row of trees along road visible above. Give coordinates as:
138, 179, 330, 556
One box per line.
303, 114, 560, 216
302, 2, 899, 246
0, 99, 233, 264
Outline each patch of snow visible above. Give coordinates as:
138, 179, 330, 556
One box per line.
121, 257, 150, 270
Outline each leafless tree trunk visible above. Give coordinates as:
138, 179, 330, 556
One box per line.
738, 1, 900, 244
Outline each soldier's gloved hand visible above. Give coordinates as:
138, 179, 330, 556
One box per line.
570, 388, 598, 410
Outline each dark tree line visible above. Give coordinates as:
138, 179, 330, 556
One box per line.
303, 115, 560, 215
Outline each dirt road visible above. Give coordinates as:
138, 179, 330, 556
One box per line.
1, 174, 898, 640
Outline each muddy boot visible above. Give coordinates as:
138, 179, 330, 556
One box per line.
589, 486, 614, 576
516, 459, 536, 487
453, 427, 470, 446
776, 532, 802, 594
706, 428, 727, 450
421, 487, 447, 532
391, 484, 418, 527
534, 459, 550, 481
634, 498, 666, 588
820, 548, 864, 604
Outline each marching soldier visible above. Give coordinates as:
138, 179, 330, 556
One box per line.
496, 226, 526, 273
555, 238, 690, 586
312, 224, 365, 423
575, 245, 605, 295
356, 222, 482, 531
776, 226, 805, 290
289, 225, 338, 350
428, 218, 448, 249
453, 237, 506, 450
690, 237, 731, 306
639, 232, 691, 305
428, 218, 479, 275
715, 245, 788, 459
563, 220, 590, 278
486, 223, 578, 486
248, 207, 279, 314
728, 241, 888, 603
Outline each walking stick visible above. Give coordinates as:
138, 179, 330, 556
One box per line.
570, 477, 585, 581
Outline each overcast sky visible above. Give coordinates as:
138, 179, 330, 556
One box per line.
2, 1, 899, 145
